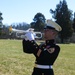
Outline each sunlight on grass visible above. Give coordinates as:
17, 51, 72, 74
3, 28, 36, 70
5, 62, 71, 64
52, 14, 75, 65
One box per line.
0, 39, 75, 75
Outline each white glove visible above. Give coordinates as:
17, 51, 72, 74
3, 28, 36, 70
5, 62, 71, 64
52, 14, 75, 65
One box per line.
25, 32, 35, 41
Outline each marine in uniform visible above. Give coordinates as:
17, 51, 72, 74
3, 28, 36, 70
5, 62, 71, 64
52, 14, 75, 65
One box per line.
22, 19, 62, 75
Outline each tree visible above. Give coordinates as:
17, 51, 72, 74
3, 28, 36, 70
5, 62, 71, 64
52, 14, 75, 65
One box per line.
31, 12, 46, 32
0, 12, 3, 35
50, 0, 73, 43
73, 12, 75, 32
1, 25, 9, 39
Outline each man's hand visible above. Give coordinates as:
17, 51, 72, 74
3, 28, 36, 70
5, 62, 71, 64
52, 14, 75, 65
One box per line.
25, 32, 35, 41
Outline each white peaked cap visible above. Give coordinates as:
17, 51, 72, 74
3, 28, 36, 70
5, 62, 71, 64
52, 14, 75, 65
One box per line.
45, 19, 62, 32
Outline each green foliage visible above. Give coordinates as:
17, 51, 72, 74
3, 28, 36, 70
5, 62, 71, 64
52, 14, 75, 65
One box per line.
31, 12, 46, 31
11, 22, 30, 30
73, 13, 75, 32
0, 40, 75, 75
0, 12, 3, 35
50, 0, 73, 43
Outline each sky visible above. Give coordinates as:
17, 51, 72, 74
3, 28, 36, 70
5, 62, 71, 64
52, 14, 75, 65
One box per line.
0, 0, 75, 25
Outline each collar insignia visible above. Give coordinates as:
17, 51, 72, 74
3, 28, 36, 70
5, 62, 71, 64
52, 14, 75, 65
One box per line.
47, 48, 55, 53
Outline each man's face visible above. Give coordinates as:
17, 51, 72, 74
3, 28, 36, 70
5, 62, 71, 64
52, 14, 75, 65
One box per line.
44, 29, 56, 40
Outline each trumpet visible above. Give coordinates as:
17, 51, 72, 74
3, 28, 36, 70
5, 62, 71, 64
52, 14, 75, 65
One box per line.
9, 26, 42, 39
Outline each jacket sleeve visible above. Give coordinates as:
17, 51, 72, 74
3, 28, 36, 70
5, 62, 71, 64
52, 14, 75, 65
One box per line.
22, 39, 39, 54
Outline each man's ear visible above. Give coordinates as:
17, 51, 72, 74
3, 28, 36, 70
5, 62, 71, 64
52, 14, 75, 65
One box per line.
55, 31, 58, 36
53, 30, 58, 36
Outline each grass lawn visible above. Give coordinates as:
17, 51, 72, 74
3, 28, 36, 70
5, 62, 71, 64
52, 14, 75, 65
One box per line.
0, 39, 75, 75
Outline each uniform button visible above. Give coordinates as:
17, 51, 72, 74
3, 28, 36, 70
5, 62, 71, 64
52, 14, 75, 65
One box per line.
43, 47, 44, 49
45, 44, 46, 45
47, 41, 49, 43
31, 40, 33, 42
34, 44, 36, 45
36, 47, 38, 49
44, 48, 46, 51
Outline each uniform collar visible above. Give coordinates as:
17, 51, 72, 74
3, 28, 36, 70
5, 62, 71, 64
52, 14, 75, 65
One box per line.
46, 39, 55, 45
